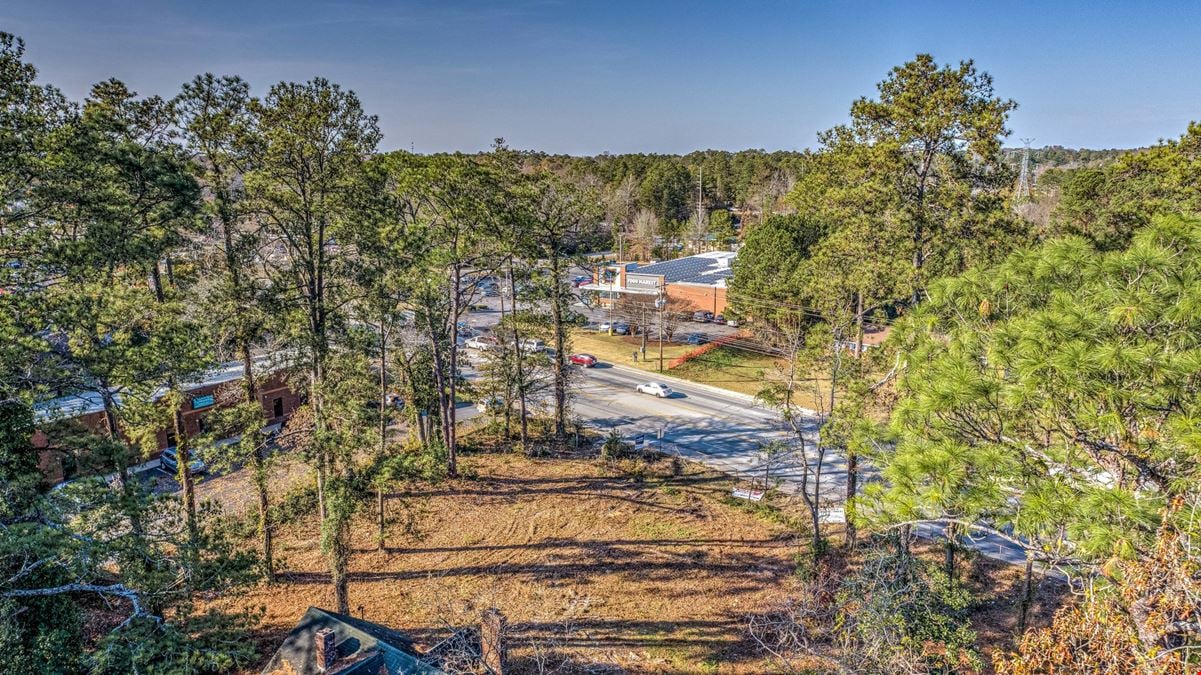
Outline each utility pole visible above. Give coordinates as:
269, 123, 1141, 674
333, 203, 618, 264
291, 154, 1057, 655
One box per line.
657, 292, 666, 372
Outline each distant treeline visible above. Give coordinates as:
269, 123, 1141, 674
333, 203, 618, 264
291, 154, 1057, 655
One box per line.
1001, 144, 1134, 171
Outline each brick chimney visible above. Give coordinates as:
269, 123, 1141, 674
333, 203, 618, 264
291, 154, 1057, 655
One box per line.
314, 627, 337, 671
480, 608, 507, 675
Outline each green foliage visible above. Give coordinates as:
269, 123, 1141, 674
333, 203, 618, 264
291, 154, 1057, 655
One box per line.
0, 596, 84, 675
836, 544, 980, 673
375, 442, 449, 484
871, 214, 1201, 566
708, 208, 736, 244
639, 159, 693, 223
1050, 123, 1201, 250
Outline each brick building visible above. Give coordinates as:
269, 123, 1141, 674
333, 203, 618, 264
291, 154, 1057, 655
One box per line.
32, 355, 301, 484
584, 250, 734, 315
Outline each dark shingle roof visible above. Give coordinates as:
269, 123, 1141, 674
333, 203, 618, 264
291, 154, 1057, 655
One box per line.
262, 607, 443, 675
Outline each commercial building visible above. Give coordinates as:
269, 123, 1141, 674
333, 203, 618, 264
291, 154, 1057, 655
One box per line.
32, 355, 301, 483
584, 250, 735, 316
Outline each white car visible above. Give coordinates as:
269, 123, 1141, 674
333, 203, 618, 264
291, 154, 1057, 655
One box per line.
477, 398, 505, 414
519, 338, 546, 352
465, 336, 496, 350
635, 382, 673, 398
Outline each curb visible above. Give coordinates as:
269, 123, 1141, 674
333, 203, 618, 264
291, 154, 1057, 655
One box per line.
607, 363, 820, 417
607, 363, 758, 404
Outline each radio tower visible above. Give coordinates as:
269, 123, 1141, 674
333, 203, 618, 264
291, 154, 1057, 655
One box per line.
1015, 138, 1034, 202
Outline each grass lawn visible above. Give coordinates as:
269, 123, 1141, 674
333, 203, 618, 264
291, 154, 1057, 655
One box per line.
667, 346, 786, 397
569, 329, 692, 372
570, 331, 832, 408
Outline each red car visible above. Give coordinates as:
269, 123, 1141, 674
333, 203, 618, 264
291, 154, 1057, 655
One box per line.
568, 353, 598, 367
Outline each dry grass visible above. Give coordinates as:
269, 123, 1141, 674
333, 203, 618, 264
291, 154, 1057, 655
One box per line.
570, 330, 692, 373
224, 451, 809, 673
211, 448, 1065, 674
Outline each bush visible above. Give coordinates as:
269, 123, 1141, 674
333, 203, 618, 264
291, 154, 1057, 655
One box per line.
835, 543, 980, 673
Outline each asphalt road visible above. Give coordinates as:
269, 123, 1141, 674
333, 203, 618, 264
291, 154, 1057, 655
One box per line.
461, 351, 1049, 574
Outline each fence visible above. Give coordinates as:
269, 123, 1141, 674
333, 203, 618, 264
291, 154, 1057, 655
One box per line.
667, 334, 739, 369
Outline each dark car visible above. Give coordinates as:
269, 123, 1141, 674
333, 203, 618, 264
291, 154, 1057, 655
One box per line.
713, 314, 726, 325
572, 275, 592, 287
683, 332, 709, 346
160, 445, 207, 476
692, 311, 713, 323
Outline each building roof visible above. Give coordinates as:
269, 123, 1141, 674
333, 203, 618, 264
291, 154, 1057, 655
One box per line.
631, 251, 736, 286
262, 607, 442, 675
33, 354, 282, 423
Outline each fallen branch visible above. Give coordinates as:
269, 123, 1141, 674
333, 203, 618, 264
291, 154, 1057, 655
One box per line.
2, 582, 159, 630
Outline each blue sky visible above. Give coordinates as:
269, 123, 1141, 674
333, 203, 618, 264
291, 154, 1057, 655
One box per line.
4, 1, 1200, 154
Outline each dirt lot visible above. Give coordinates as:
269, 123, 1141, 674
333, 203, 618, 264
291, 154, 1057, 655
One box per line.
213, 446, 1067, 674
227, 451, 807, 673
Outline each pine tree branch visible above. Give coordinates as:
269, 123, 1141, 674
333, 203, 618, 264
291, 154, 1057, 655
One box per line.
2, 582, 160, 629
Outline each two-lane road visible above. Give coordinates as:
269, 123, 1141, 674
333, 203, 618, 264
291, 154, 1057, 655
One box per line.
572, 364, 851, 501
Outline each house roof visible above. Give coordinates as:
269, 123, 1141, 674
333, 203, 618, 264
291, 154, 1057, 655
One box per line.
630, 251, 736, 286
262, 607, 442, 675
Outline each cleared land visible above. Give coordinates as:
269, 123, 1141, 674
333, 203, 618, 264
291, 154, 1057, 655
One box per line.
213, 446, 1064, 674
227, 451, 808, 673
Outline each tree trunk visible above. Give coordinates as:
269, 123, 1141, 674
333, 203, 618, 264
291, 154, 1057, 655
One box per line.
100, 390, 143, 536
498, 268, 513, 439
944, 522, 957, 586
253, 452, 273, 582
846, 295, 863, 550
377, 484, 385, 551
1018, 556, 1035, 634
379, 320, 388, 457
426, 318, 454, 468
239, 342, 273, 581
550, 254, 568, 440
446, 265, 462, 476
845, 450, 858, 549
331, 516, 350, 615
172, 405, 196, 539
508, 263, 529, 453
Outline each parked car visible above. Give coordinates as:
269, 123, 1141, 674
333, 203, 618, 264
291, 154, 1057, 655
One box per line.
713, 314, 726, 325
480, 286, 500, 298
692, 311, 714, 323
596, 322, 630, 335
725, 318, 739, 327
160, 445, 206, 476
572, 275, 592, 287
476, 398, 505, 414
519, 338, 546, 352
635, 382, 673, 398
568, 353, 597, 367
683, 332, 708, 346
465, 336, 497, 350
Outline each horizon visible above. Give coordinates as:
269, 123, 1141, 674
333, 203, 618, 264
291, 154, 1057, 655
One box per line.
4, 0, 1200, 154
